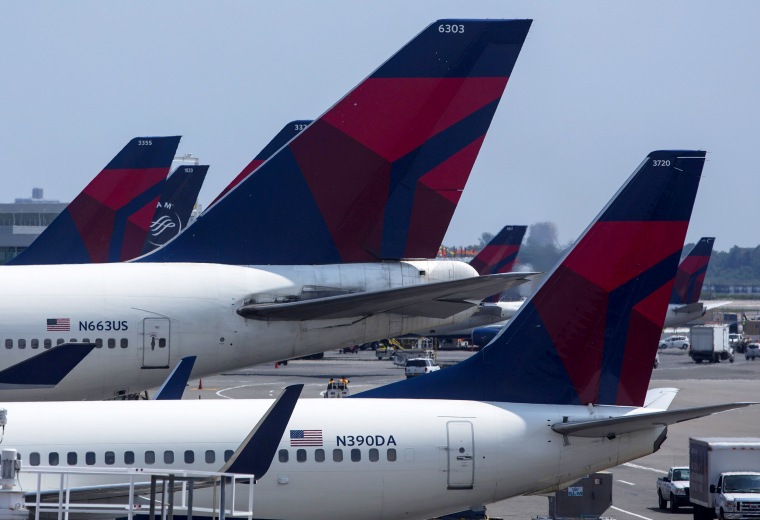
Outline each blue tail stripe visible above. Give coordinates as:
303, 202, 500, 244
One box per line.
380, 99, 501, 258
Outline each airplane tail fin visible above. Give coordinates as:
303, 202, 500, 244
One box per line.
671, 236, 715, 305
209, 121, 312, 207
358, 151, 706, 406
143, 20, 532, 264
470, 225, 527, 275
141, 165, 208, 254
9, 137, 180, 264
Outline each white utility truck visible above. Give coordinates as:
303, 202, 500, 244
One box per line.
689, 325, 734, 364
689, 438, 760, 520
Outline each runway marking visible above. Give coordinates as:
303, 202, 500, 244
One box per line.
617, 480, 636, 485
611, 505, 653, 520
624, 462, 666, 474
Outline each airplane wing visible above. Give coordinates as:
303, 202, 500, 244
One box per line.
551, 403, 755, 439
0, 343, 95, 389
237, 272, 537, 321
673, 302, 704, 314
704, 300, 732, 310
152, 356, 196, 400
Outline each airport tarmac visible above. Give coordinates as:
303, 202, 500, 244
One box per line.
184, 348, 760, 520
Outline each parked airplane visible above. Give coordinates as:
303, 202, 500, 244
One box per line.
0, 19, 534, 401
3, 150, 750, 520
8, 137, 180, 265
141, 165, 208, 254
663, 236, 729, 327
469, 225, 527, 276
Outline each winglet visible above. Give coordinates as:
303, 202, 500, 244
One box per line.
357, 151, 706, 407
221, 384, 303, 478
671, 237, 715, 305
10, 136, 180, 264
142, 20, 532, 265
0, 343, 95, 389
152, 356, 197, 400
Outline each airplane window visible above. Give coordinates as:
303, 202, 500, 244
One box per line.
96, 339, 103, 348
86, 452, 95, 465
164, 451, 174, 464
278, 450, 289, 463
108, 339, 115, 349
387, 449, 397, 462
125, 451, 135, 465
333, 449, 343, 462
105, 451, 115, 465
121, 338, 128, 348
297, 449, 307, 463
224, 450, 233, 462
57, 339, 64, 345
49, 453, 59, 466
70, 339, 78, 343
205, 450, 215, 464
184, 450, 194, 464
315, 449, 325, 462
145, 451, 155, 464
29, 453, 40, 466
4, 339, 11, 349
369, 449, 379, 462
67, 452, 77, 465
82, 338, 90, 344
159, 338, 166, 348
31, 339, 39, 349
18, 339, 25, 349
351, 449, 361, 462
44, 339, 52, 349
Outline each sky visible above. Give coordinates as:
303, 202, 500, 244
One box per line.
2, 2, 759, 251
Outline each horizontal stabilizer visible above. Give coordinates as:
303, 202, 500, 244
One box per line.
153, 356, 196, 400
237, 272, 535, 321
673, 302, 704, 314
222, 384, 303, 478
0, 343, 95, 389
551, 403, 755, 438
643, 388, 679, 409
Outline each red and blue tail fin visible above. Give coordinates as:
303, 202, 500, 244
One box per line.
142, 20, 531, 265
9, 137, 180, 264
141, 164, 208, 254
670, 237, 715, 305
358, 151, 706, 406
470, 225, 527, 275
209, 121, 312, 207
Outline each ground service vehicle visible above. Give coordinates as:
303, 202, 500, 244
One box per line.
404, 358, 440, 378
689, 438, 760, 520
746, 344, 760, 361
689, 325, 734, 363
658, 466, 691, 512
661, 335, 691, 350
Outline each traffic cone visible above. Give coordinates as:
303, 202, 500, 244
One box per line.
198, 379, 203, 390
275, 362, 279, 368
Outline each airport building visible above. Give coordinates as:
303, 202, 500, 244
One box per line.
0, 189, 65, 263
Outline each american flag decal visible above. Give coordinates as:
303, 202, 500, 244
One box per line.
290, 429, 323, 447
47, 318, 70, 332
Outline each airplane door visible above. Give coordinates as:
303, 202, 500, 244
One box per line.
446, 421, 474, 489
142, 318, 170, 368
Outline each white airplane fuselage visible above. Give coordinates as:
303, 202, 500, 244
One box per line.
3, 399, 665, 520
663, 303, 705, 328
0, 260, 479, 401
426, 300, 522, 337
